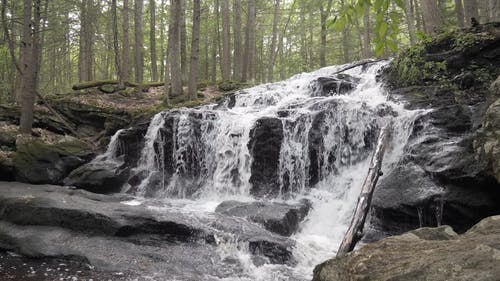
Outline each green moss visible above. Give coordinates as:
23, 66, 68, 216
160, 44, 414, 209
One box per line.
14, 139, 89, 168
217, 80, 249, 92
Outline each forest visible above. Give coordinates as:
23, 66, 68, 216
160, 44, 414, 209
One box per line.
1, 0, 500, 133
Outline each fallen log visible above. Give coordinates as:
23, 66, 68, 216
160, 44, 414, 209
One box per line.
72, 80, 118, 91
337, 123, 391, 256
331, 59, 384, 76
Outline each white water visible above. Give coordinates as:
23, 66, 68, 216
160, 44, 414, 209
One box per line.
110, 61, 423, 280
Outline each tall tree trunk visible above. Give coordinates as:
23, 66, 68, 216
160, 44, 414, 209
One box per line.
490, 0, 500, 22
455, 0, 465, 27
111, 0, 123, 88
414, 0, 423, 32
267, 0, 279, 82
220, 0, 231, 80
134, 0, 144, 85
232, 0, 242, 81
150, 0, 158, 81
19, 0, 37, 134
463, 0, 479, 26
188, 0, 200, 101
242, 0, 255, 82
169, 0, 182, 96
341, 0, 350, 63
421, 0, 444, 33
211, 2, 217, 83
84, 0, 93, 81
404, 0, 416, 45
122, 0, 130, 82
180, 0, 187, 84
363, 8, 371, 57
159, 0, 166, 80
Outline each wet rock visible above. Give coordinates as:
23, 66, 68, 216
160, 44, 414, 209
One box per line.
13, 139, 94, 185
474, 96, 500, 183
0, 182, 295, 272
313, 216, 500, 281
63, 160, 129, 194
313, 74, 359, 96
248, 117, 284, 198
215, 200, 311, 236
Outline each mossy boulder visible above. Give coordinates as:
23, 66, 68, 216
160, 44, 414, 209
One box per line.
13, 138, 94, 184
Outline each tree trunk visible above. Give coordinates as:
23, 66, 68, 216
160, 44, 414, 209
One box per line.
340, 0, 350, 63
19, 0, 36, 134
421, 0, 444, 33
404, 0, 416, 45
242, 0, 255, 82
455, 0, 465, 28
363, 8, 371, 57
169, 0, 182, 97
490, 0, 500, 22
220, 0, 231, 80
111, 0, 123, 88
233, 0, 242, 81
463, 0, 479, 26
134, 0, 144, 85
150, 0, 158, 81
337, 124, 391, 256
180, 0, 187, 84
188, 0, 200, 101
267, 0, 279, 82
122, 0, 130, 82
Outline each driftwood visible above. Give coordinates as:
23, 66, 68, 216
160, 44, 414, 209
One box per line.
72, 80, 166, 91
337, 124, 391, 256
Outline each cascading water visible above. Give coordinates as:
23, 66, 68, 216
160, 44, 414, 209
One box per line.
102, 61, 424, 280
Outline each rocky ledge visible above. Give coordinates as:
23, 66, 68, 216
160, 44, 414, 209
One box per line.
0, 182, 295, 280
313, 215, 500, 281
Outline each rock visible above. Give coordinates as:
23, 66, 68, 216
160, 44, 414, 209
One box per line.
474, 97, 500, 183
0, 153, 15, 181
63, 160, 129, 194
313, 74, 358, 97
313, 216, 500, 281
13, 139, 94, 185
215, 200, 311, 236
98, 84, 116, 93
0, 182, 294, 271
248, 117, 284, 198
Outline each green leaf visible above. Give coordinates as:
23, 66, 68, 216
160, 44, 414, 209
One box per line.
394, 0, 404, 8
374, 0, 384, 10
379, 22, 388, 36
375, 42, 384, 56
387, 40, 398, 52
332, 17, 347, 32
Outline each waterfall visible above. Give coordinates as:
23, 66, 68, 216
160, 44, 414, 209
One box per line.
109, 61, 423, 280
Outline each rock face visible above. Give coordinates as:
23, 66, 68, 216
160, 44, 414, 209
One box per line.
215, 200, 311, 236
312, 74, 359, 97
0, 182, 295, 279
369, 24, 500, 238
313, 215, 500, 281
248, 117, 284, 197
13, 139, 94, 185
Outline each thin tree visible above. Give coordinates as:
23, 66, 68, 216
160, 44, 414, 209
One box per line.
220, 0, 231, 80
180, 0, 187, 84
404, 0, 416, 45
455, 0, 465, 27
362, 7, 371, 57
134, 0, 144, 86
242, 0, 256, 82
464, 0, 479, 26
233, 0, 242, 81
267, 0, 280, 82
122, 0, 130, 82
150, 0, 158, 81
188, 0, 200, 101
111, 0, 123, 88
421, 0, 444, 33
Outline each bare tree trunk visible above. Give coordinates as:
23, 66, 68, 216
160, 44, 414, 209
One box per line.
220, 0, 231, 80
19, 0, 36, 134
490, 0, 500, 22
84, 0, 93, 81
404, 0, 416, 45
319, 0, 333, 67
180, 0, 187, 84
340, 0, 350, 63
242, 0, 255, 82
150, 0, 158, 81
267, 0, 279, 82
455, 0, 465, 27
134, 0, 144, 86
414, 0, 423, 32
363, 8, 371, 57
233, 0, 242, 81
111, 0, 123, 88
211, 2, 217, 83
188, 0, 200, 101
337, 124, 391, 256
463, 0, 479, 26
169, 0, 182, 96
421, 0, 444, 33
122, 0, 130, 82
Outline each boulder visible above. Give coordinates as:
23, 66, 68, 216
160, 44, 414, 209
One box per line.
215, 200, 311, 236
313, 74, 358, 97
474, 97, 500, 183
248, 117, 284, 198
13, 138, 94, 185
313, 216, 500, 281
63, 160, 129, 194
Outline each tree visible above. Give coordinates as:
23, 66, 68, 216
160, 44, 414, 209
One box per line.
220, 0, 231, 80
404, 0, 416, 45
188, 0, 200, 101
150, 0, 158, 81
134, 0, 144, 85
111, 0, 123, 88
242, 0, 256, 82
78, 0, 93, 82
122, 0, 130, 82
463, 0, 479, 26
421, 0, 444, 33
169, 0, 182, 97
267, 0, 280, 82
455, 0, 465, 27
233, 0, 242, 81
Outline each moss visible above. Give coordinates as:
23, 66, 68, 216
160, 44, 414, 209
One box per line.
218, 80, 249, 92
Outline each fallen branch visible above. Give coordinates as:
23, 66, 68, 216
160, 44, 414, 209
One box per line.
337, 123, 391, 256
331, 59, 384, 76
